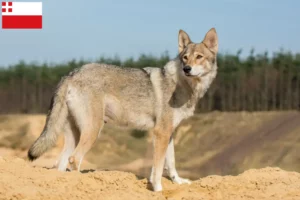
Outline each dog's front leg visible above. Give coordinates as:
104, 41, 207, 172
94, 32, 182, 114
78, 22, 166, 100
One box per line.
150, 128, 171, 192
164, 135, 191, 185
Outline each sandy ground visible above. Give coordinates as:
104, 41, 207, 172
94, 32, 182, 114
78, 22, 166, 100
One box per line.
1, 112, 300, 199
0, 157, 300, 200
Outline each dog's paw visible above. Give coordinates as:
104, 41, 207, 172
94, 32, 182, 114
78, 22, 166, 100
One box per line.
152, 183, 163, 192
172, 176, 192, 185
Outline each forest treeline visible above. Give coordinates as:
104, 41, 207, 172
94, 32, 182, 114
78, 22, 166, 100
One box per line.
0, 50, 300, 113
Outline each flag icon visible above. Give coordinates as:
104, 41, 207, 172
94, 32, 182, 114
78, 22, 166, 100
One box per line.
2, 2, 42, 29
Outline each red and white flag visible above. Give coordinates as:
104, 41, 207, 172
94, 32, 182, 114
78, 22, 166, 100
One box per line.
2, 2, 42, 29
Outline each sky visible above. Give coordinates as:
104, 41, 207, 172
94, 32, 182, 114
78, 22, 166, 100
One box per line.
0, 0, 299, 67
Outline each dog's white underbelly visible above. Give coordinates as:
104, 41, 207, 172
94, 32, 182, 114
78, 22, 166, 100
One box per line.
104, 111, 154, 130
126, 112, 155, 130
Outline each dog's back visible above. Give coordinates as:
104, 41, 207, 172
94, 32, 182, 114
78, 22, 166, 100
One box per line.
68, 63, 160, 128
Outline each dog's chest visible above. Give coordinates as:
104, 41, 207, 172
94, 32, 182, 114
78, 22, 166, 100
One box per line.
172, 106, 194, 128
198, 71, 216, 98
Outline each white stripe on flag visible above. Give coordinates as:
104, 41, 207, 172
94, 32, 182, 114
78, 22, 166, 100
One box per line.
2, 2, 42, 16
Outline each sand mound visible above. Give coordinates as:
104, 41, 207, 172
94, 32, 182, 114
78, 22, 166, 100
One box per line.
0, 157, 300, 200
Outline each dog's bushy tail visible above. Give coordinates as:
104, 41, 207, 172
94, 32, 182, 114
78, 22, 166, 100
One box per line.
28, 79, 69, 161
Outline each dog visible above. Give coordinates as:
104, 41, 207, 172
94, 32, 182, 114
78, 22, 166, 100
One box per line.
28, 28, 218, 191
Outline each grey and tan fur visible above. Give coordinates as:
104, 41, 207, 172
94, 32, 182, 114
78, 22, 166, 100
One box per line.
28, 28, 218, 191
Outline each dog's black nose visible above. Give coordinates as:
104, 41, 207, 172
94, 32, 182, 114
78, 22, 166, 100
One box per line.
183, 66, 192, 73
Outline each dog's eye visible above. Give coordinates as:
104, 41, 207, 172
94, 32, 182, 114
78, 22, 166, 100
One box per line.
196, 55, 203, 59
183, 55, 188, 60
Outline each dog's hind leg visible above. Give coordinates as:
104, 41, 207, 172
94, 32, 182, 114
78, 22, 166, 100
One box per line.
56, 117, 80, 171
164, 135, 191, 184
68, 115, 104, 171
66, 85, 105, 171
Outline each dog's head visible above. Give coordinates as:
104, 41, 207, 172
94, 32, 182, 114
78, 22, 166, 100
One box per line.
178, 28, 218, 77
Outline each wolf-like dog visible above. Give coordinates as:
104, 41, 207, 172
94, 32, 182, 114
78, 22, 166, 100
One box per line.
28, 28, 218, 191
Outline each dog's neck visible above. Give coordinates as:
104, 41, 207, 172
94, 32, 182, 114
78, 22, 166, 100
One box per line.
164, 58, 217, 110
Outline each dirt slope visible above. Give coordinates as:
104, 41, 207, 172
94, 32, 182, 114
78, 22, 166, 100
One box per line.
0, 157, 300, 200
197, 111, 300, 176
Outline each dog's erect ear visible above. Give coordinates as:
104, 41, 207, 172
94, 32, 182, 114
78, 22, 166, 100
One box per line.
178, 29, 191, 53
202, 28, 218, 53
